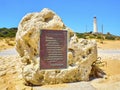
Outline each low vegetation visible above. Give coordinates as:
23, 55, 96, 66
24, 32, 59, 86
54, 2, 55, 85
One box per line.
0, 28, 17, 50
0, 27, 120, 40
0, 27, 17, 37
76, 32, 120, 40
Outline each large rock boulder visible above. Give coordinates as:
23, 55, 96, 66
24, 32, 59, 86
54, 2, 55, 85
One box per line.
15, 8, 97, 85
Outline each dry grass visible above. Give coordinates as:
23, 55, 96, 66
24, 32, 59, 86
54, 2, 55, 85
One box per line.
0, 37, 15, 51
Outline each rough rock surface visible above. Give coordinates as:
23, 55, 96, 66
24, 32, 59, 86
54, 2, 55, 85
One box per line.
15, 8, 97, 85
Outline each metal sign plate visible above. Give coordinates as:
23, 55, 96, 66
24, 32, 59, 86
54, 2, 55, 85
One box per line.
40, 29, 67, 69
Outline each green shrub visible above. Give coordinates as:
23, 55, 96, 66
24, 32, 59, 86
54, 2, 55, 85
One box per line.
76, 33, 86, 39
89, 35, 95, 39
105, 35, 115, 40
0, 27, 17, 37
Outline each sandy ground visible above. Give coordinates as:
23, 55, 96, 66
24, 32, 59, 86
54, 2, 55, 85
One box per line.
0, 39, 120, 90
97, 40, 120, 50
91, 40, 120, 90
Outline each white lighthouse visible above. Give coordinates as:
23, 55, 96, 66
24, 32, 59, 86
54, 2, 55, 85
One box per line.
93, 17, 98, 33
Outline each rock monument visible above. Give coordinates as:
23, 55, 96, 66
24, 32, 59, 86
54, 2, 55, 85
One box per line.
15, 8, 97, 85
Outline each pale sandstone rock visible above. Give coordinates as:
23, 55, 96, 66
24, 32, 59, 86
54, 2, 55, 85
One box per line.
15, 8, 97, 85
0, 71, 6, 76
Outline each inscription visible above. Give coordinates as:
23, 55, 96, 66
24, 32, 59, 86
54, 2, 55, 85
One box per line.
40, 30, 67, 69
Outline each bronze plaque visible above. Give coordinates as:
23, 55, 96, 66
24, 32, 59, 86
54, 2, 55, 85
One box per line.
40, 29, 67, 69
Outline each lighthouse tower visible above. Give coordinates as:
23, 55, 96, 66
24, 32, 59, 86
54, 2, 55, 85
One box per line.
93, 17, 98, 33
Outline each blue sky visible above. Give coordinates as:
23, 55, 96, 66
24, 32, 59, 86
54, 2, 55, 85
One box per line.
0, 0, 120, 36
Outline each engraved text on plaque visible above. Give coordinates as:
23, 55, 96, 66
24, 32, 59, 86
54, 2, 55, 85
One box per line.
40, 30, 67, 69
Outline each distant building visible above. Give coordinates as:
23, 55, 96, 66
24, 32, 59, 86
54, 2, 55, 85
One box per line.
93, 17, 98, 33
